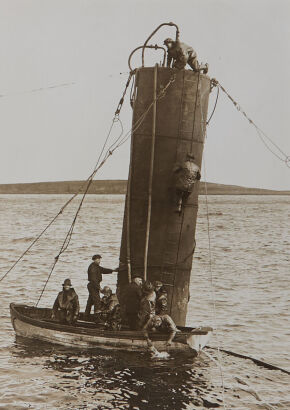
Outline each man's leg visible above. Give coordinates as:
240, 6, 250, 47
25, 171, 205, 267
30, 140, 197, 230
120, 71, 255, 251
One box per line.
87, 282, 101, 313
92, 291, 101, 313
85, 282, 94, 316
57, 310, 66, 324
127, 313, 138, 330
188, 55, 199, 71
85, 294, 93, 316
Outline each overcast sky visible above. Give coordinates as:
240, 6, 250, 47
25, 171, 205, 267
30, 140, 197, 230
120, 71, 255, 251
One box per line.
0, 0, 289, 190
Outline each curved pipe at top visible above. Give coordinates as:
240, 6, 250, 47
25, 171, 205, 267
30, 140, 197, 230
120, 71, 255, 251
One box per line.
141, 22, 180, 67
128, 45, 166, 72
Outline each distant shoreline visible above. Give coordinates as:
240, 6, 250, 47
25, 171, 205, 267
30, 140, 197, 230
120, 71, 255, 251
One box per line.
0, 180, 289, 195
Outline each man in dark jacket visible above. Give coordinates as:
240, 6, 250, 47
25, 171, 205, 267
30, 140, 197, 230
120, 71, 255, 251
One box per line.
119, 274, 143, 330
51, 278, 80, 325
85, 254, 117, 317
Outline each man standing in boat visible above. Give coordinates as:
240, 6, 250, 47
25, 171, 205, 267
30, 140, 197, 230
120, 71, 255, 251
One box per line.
85, 254, 118, 317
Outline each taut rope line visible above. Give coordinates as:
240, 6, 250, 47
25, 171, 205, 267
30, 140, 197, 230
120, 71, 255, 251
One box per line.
211, 79, 290, 168
203, 157, 226, 409
144, 64, 158, 281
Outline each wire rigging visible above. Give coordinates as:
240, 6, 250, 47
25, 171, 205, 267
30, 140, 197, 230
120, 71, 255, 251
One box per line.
211, 79, 290, 168
203, 159, 226, 408
0, 73, 138, 285
197, 88, 226, 407
206, 85, 219, 126
0, 82, 75, 99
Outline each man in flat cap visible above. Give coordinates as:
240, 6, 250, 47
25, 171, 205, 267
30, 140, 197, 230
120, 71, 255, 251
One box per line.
85, 254, 118, 317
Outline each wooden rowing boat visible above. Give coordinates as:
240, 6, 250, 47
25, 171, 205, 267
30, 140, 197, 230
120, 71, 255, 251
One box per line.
10, 303, 212, 355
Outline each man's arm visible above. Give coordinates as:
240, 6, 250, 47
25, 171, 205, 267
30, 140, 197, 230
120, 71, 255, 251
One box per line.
143, 318, 153, 347
100, 266, 114, 274
106, 299, 115, 312
166, 330, 177, 346
166, 54, 173, 68
73, 295, 80, 318
164, 315, 179, 346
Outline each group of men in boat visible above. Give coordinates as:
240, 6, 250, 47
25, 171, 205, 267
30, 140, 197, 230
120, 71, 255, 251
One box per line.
51, 254, 179, 346
51, 149, 202, 344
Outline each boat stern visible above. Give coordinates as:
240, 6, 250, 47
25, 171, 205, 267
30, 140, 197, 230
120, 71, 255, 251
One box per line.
185, 327, 213, 353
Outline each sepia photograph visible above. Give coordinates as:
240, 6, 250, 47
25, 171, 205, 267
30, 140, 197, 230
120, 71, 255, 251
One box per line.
0, 0, 289, 408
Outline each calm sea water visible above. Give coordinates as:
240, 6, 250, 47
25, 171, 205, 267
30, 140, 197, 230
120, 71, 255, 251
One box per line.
0, 194, 289, 409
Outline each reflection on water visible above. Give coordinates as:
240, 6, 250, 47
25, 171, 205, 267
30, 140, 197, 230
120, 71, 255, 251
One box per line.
12, 337, 223, 409
0, 195, 290, 408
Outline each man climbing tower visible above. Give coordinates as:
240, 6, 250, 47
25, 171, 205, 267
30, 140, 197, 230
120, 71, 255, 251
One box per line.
173, 153, 201, 214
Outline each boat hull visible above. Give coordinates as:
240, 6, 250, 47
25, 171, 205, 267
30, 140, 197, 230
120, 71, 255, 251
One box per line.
10, 304, 212, 354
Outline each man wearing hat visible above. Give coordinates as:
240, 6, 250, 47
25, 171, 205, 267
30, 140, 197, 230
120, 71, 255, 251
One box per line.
153, 281, 168, 315
163, 38, 208, 73
51, 278, 80, 325
85, 254, 118, 317
173, 152, 201, 214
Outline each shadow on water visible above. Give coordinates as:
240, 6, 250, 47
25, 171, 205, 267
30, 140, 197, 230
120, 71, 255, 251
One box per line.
11, 336, 223, 409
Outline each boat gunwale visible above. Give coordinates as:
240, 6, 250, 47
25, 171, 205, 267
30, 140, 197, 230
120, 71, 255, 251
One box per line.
10, 303, 212, 342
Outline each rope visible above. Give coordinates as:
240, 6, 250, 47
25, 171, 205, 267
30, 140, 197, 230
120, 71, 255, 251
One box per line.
0, 74, 133, 286
203, 158, 226, 408
0, 113, 123, 285
125, 75, 137, 283
211, 79, 290, 168
200, 89, 226, 407
0, 193, 79, 284
36, 73, 177, 304
206, 85, 219, 126
0, 82, 75, 99
114, 73, 134, 116
144, 64, 158, 280
190, 71, 201, 151
208, 346, 290, 376
205, 349, 279, 409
